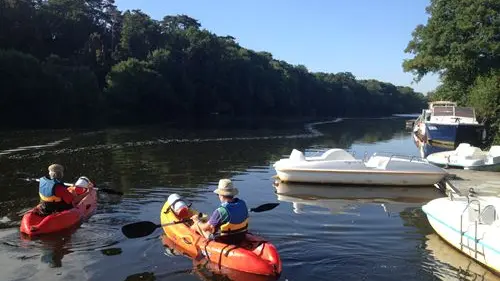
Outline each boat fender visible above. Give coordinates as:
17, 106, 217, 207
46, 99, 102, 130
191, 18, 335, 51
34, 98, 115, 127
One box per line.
166, 194, 189, 219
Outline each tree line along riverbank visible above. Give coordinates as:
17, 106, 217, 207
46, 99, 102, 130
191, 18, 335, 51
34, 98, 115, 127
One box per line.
1, 0, 426, 129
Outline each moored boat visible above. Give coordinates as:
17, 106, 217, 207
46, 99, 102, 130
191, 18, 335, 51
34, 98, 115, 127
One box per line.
273, 148, 448, 186
20, 185, 97, 236
160, 200, 282, 277
426, 143, 500, 171
422, 190, 500, 273
412, 101, 486, 158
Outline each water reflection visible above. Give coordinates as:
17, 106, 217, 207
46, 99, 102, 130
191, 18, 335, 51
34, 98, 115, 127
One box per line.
1, 117, 443, 281
273, 180, 444, 216
0, 117, 411, 214
16, 221, 122, 268
425, 233, 500, 281
15, 225, 82, 268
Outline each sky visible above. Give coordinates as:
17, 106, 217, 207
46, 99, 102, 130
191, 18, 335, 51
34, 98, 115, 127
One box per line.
114, 0, 440, 94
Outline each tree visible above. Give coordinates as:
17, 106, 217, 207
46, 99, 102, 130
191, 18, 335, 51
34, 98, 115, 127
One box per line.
118, 10, 162, 60
1, 2, 428, 129
403, 0, 500, 86
403, 0, 500, 144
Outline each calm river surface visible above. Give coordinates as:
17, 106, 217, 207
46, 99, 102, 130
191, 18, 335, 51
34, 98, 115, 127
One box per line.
0, 117, 498, 281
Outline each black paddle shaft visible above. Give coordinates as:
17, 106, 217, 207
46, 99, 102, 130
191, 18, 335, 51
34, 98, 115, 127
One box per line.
121, 203, 280, 239
28, 178, 123, 196
121, 215, 201, 239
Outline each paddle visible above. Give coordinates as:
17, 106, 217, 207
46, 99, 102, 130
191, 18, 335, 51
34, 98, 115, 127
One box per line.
122, 217, 198, 239
121, 202, 280, 239
249, 203, 279, 213
23, 177, 124, 196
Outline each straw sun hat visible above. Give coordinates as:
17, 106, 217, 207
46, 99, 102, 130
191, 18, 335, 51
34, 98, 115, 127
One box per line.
213, 179, 239, 197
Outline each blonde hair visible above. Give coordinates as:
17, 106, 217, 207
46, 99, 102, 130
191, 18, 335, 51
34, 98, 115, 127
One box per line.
48, 164, 64, 179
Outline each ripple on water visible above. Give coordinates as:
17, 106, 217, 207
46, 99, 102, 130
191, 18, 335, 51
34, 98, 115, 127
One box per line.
1, 223, 122, 254
4, 119, 343, 160
0, 221, 125, 279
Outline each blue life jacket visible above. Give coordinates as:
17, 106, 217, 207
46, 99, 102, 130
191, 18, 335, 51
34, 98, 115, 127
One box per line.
39, 177, 63, 202
217, 198, 249, 235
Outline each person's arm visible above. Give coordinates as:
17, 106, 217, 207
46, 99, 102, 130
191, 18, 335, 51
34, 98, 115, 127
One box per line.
54, 184, 88, 206
54, 184, 74, 205
191, 209, 220, 234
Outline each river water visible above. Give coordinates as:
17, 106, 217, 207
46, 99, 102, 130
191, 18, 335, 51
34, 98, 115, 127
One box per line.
0, 117, 498, 281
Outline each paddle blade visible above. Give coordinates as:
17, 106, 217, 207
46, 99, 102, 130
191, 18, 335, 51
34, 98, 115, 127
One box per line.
249, 203, 280, 213
121, 221, 160, 238
96, 188, 123, 196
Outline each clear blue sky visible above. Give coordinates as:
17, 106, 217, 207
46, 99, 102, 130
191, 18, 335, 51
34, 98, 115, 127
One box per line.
114, 0, 440, 94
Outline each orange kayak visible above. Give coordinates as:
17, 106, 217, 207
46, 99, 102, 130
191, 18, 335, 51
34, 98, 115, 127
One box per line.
160, 201, 282, 277
162, 234, 280, 281
20, 186, 97, 236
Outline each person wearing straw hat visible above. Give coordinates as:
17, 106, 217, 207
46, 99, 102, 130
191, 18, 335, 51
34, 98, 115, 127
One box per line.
37, 164, 88, 216
190, 179, 249, 245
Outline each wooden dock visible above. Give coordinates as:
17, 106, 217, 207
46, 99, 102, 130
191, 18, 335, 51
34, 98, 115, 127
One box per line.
437, 168, 500, 196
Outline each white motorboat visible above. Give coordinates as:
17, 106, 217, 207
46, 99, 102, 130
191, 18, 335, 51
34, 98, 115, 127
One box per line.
273, 148, 448, 186
427, 143, 500, 171
422, 189, 500, 273
412, 100, 486, 158
273, 180, 442, 215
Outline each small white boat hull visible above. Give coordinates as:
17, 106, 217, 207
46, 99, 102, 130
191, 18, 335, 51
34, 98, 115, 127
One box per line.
426, 143, 500, 171
422, 196, 500, 273
274, 149, 448, 186
276, 169, 446, 186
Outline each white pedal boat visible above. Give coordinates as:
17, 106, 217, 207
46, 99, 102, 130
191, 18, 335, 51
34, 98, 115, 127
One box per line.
273, 148, 448, 186
427, 143, 500, 171
422, 190, 500, 274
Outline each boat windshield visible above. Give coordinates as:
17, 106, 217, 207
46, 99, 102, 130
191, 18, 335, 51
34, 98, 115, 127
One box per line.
432, 106, 475, 118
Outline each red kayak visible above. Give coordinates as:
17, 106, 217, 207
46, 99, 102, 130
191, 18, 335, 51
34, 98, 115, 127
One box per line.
20, 186, 97, 236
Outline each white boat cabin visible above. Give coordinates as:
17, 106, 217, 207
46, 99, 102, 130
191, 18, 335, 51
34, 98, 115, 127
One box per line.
420, 101, 479, 125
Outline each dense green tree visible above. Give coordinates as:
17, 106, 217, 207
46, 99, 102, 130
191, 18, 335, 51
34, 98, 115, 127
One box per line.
118, 10, 162, 60
403, 0, 500, 144
0, 2, 427, 129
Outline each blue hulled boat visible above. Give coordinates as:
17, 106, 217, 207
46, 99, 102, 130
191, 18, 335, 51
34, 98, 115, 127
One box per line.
412, 101, 486, 158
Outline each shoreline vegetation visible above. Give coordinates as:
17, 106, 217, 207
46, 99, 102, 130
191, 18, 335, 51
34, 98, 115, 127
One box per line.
1, 0, 426, 130
1, 0, 497, 147
402, 0, 500, 145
